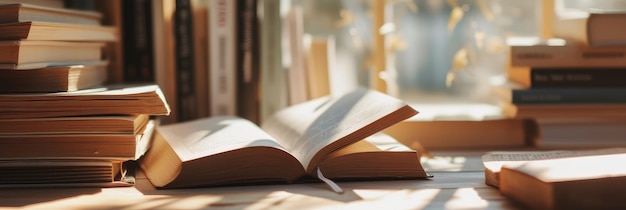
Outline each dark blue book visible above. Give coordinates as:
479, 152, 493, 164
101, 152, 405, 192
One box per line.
497, 85, 626, 104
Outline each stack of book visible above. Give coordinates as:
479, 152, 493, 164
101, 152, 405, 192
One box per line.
0, 3, 170, 188
497, 8, 626, 148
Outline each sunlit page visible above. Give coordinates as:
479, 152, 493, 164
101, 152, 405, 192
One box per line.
158, 116, 287, 162
261, 88, 408, 170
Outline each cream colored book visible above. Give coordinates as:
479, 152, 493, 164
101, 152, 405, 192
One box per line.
0, 21, 116, 41
0, 3, 102, 25
482, 148, 626, 188
0, 84, 170, 119
498, 149, 626, 210
0, 114, 149, 135
139, 88, 429, 189
0, 41, 105, 70
0, 62, 108, 92
0, 119, 156, 160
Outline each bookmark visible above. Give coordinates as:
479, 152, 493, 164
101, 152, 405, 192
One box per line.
316, 167, 344, 194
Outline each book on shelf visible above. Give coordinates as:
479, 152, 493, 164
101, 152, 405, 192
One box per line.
259, 0, 288, 123
0, 21, 116, 41
0, 3, 102, 25
496, 149, 626, 210
151, 0, 179, 124
495, 82, 626, 104
0, 114, 149, 135
482, 148, 626, 188
0, 159, 136, 188
0, 62, 107, 93
0, 41, 105, 70
0, 120, 155, 160
285, 6, 309, 105
507, 37, 626, 68
209, 0, 237, 116
139, 88, 429, 188
236, 0, 261, 124
553, 9, 626, 47
304, 35, 332, 99
0, 83, 170, 119
508, 66, 626, 88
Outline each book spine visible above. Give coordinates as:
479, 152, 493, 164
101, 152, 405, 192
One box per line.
174, 0, 197, 121
259, 0, 287, 123
527, 68, 626, 88
511, 87, 626, 104
209, 0, 237, 116
122, 0, 154, 83
509, 45, 626, 68
236, 0, 260, 124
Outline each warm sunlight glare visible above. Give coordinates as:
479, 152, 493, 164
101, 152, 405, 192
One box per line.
422, 156, 468, 172
444, 188, 489, 209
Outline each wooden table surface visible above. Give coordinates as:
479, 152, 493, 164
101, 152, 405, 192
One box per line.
0, 151, 522, 210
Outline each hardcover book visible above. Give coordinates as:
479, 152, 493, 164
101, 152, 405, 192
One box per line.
497, 149, 626, 209
0, 3, 102, 25
0, 84, 170, 119
0, 41, 105, 70
508, 66, 626, 88
0, 21, 116, 41
139, 88, 429, 188
0, 62, 108, 92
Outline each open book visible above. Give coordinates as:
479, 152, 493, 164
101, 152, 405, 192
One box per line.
139, 88, 429, 189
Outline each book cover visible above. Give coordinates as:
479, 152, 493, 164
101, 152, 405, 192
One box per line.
236, 0, 260, 124
0, 3, 102, 25
508, 37, 626, 68
553, 10, 626, 47
508, 67, 626, 88
174, 0, 197, 122
496, 84, 626, 104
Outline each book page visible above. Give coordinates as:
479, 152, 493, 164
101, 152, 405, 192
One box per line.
158, 116, 289, 162
261, 88, 415, 172
483, 147, 626, 173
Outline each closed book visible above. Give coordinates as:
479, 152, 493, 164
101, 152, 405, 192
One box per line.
500, 151, 626, 210
0, 41, 104, 70
502, 103, 626, 119
0, 84, 170, 119
0, 159, 135, 188
553, 10, 626, 47
0, 62, 107, 93
0, 0, 64, 8
508, 66, 626, 88
0, 21, 116, 41
0, 3, 102, 25
0, 114, 149, 135
496, 84, 626, 104
0, 120, 155, 160
508, 37, 626, 68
